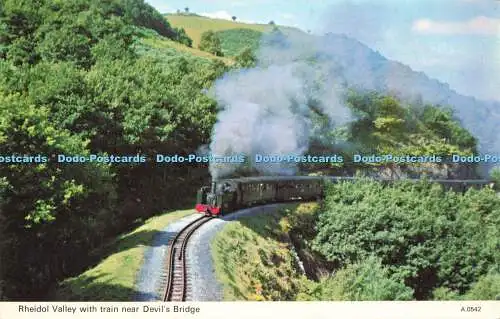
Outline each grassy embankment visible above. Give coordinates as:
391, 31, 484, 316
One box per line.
211, 203, 315, 301
55, 209, 194, 301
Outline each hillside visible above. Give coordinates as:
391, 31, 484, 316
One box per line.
216, 28, 263, 57
165, 14, 303, 48
317, 34, 500, 162
138, 30, 234, 64
55, 209, 193, 301
167, 15, 499, 167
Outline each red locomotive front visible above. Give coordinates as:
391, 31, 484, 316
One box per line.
195, 182, 222, 216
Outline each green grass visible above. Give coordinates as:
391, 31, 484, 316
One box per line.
216, 29, 263, 57
55, 209, 194, 301
165, 14, 303, 49
211, 204, 309, 301
140, 36, 234, 65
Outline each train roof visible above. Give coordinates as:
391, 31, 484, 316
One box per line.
218, 176, 324, 183
215, 176, 492, 184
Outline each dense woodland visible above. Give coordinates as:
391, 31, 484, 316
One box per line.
0, 0, 226, 299
0, 0, 497, 300
304, 180, 500, 300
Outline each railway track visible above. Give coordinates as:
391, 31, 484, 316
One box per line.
162, 215, 213, 302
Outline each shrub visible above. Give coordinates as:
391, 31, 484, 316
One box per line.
304, 256, 414, 300
464, 271, 500, 300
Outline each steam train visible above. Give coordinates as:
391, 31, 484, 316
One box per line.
195, 176, 493, 216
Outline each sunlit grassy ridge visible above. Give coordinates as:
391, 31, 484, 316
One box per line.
166, 14, 304, 48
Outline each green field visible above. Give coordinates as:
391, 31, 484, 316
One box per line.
166, 14, 303, 49
55, 209, 194, 301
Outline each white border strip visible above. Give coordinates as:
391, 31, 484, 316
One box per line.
1, 301, 499, 319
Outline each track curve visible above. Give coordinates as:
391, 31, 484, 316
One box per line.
162, 215, 213, 301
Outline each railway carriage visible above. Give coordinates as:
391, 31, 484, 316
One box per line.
195, 176, 326, 216
195, 176, 493, 216
238, 178, 277, 206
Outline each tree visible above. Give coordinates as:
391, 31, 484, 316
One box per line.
37, 26, 93, 68
174, 27, 193, 47
464, 271, 500, 300
119, 0, 179, 39
0, 92, 117, 298
198, 30, 224, 56
268, 20, 275, 25
184, 7, 189, 13
232, 16, 237, 21
235, 47, 256, 68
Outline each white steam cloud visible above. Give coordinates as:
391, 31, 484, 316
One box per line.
208, 32, 352, 179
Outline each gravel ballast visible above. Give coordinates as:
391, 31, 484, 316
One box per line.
186, 204, 290, 301
135, 204, 290, 301
134, 213, 202, 301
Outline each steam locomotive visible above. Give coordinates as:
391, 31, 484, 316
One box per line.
195, 176, 493, 216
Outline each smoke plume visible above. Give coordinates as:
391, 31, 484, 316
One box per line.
208, 31, 352, 179
206, 1, 499, 179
